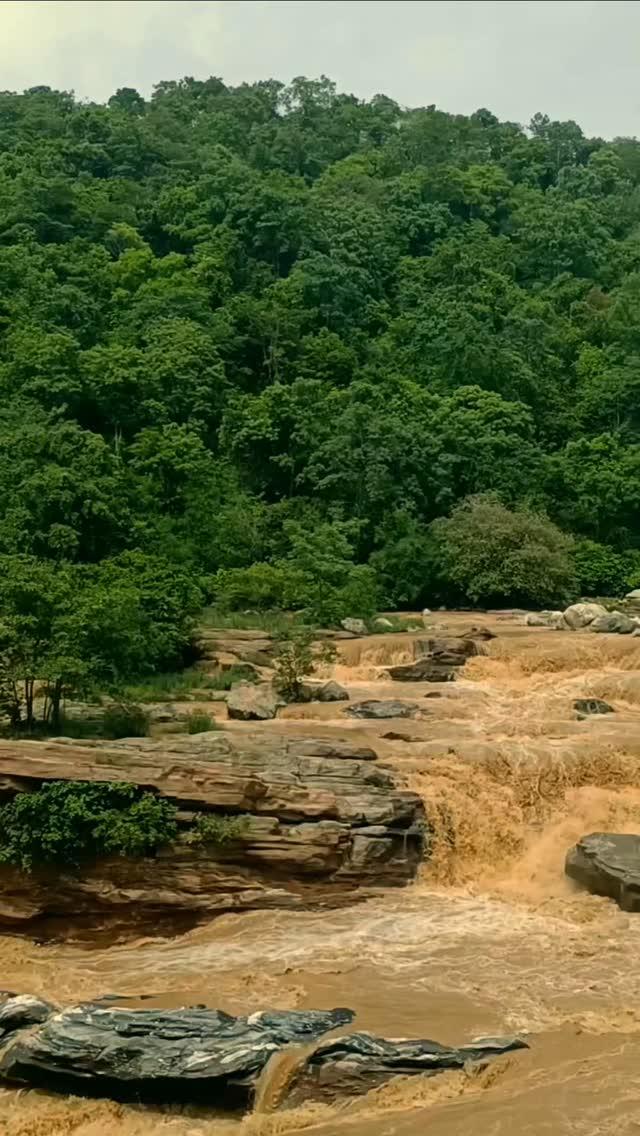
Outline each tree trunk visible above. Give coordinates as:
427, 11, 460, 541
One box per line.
24, 678, 34, 733
50, 679, 63, 733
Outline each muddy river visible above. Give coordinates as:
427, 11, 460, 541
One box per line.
3, 614, 640, 1135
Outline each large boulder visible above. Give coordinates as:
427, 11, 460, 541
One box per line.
345, 700, 419, 720
589, 611, 637, 634
227, 683, 281, 721
566, 833, 640, 911
314, 681, 349, 703
373, 617, 394, 631
272, 1032, 528, 1108
562, 602, 607, 630
525, 610, 564, 628
626, 589, 640, 602
0, 1000, 353, 1104
341, 618, 368, 636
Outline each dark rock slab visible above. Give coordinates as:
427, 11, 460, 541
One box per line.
277, 1031, 528, 1107
413, 637, 483, 665
387, 660, 456, 682
0, 1003, 354, 1104
566, 832, 640, 911
345, 700, 420, 720
381, 732, 420, 742
573, 699, 614, 716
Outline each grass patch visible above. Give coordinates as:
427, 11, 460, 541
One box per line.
185, 710, 216, 734
200, 607, 302, 633
123, 667, 208, 702
123, 665, 260, 703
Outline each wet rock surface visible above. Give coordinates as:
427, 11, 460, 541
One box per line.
277, 1032, 529, 1107
0, 733, 425, 930
566, 833, 640, 911
387, 660, 456, 682
0, 994, 526, 1110
387, 636, 482, 683
0, 999, 354, 1104
0, 994, 55, 1040
574, 698, 615, 716
413, 637, 483, 663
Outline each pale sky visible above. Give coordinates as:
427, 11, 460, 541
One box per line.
1, 0, 639, 138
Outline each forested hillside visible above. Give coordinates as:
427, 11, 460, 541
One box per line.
1, 75, 640, 690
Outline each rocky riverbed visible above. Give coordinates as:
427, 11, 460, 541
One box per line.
3, 612, 640, 1135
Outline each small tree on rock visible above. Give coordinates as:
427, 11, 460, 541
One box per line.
273, 627, 337, 702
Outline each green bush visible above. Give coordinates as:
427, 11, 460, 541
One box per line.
186, 710, 215, 734
213, 563, 297, 611
102, 701, 150, 739
432, 494, 577, 608
571, 539, 632, 598
624, 555, 640, 591
185, 813, 250, 847
0, 781, 177, 871
370, 511, 439, 609
212, 520, 379, 626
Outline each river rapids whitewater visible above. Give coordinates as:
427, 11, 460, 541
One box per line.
3, 612, 640, 1135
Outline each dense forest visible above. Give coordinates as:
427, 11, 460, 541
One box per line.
0, 75, 640, 706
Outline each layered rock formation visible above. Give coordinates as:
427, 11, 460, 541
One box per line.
275, 1031, 528, 1107
0, 997, 353, 1105
0, 993, 526, 1109
0, 733, 425, 933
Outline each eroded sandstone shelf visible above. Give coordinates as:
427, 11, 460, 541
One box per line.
0, 733, 425, 935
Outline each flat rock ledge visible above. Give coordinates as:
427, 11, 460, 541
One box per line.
566, 832, 640, 911
0, 994, 527, 1109
0, 734, 425, 934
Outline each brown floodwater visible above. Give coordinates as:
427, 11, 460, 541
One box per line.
3, 614, 640, 1135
